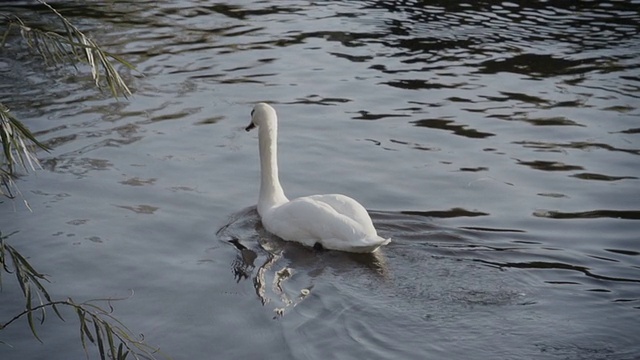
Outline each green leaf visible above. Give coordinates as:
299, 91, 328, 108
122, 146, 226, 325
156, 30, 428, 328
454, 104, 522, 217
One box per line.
9, 244, 47, 280
1, 21, 13, 47
94, 317, 106, 360
117, 343, 125, 360
25, 285, 43, 343
11, 252, 28, 297
51, 302, 65, 322
0, 233, 6, 288
105, 322, 117, 360
76, 307, 89, 353
5, 109, 50, 151
81, 312, 95, 344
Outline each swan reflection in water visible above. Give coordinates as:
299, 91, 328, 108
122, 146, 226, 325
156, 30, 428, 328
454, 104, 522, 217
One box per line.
216, 206, 389, 318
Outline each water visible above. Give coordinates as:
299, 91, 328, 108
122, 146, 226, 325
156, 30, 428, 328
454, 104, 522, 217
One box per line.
1, 1, 639, 359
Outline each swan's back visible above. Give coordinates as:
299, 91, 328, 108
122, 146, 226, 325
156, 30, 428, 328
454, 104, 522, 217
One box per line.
261, 194, 389, 253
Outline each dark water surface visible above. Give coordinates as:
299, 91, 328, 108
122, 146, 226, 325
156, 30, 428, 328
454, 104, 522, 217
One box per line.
1, 1, 639, 359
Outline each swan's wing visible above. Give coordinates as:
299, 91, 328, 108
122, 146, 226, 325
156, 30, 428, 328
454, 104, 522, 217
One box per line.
262, 196, 384, 252
306, 194, 376, 233
304, 195, 390, 252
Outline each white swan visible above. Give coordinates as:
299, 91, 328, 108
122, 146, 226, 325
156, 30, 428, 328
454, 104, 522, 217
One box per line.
245, 103, 390, 253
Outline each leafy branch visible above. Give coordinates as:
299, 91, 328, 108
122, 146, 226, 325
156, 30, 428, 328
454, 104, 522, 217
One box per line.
0, 3, 160, 358
0, 230, 60, 339
1, 0, 136, 196
1, 0, 134, 99
2, 299, 160, 360
0, 104, 49, 199
0, 232, 163, 360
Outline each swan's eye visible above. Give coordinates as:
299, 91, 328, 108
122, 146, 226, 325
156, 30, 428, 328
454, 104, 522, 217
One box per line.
250, 109, 255, 117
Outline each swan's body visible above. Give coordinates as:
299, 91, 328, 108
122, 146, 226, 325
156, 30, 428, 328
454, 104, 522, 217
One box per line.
246, 103, 390, 253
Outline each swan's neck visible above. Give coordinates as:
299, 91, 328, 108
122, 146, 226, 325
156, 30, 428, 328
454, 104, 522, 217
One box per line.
257, 122, 288, 215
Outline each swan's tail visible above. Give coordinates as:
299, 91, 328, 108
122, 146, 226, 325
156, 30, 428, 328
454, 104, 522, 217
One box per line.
349, 236, 390, 253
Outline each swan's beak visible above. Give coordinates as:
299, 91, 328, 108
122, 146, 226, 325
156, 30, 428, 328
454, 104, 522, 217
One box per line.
245, 122, 256, 132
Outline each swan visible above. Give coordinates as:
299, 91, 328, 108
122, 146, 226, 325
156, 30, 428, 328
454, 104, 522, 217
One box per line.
245, 103, 390, 253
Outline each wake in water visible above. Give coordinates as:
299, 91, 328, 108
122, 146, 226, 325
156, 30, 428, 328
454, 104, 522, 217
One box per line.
216, 206, 638, 358
215, 206, 526, 315
216, 206, 390, 317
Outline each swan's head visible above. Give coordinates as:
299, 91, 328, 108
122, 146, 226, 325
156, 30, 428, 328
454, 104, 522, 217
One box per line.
245, 102, 277, 132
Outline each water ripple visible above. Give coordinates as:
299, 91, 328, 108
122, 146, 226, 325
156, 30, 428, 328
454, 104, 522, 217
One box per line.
5, 1, 640, 359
